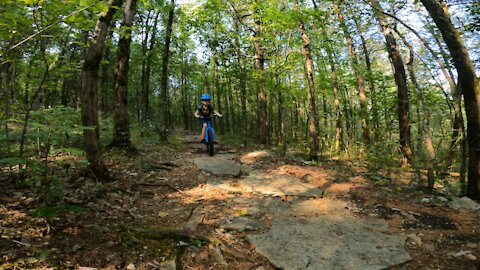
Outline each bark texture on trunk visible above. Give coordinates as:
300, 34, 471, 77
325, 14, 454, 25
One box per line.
295, 0, 319, 160
112, 0, 137, 148
253, 0, 268, 145
234, 17, 247, 147
372, 0, 412, 165
420, 0, 480, 198
81, 0, 123, 179
159, 0, 175, 142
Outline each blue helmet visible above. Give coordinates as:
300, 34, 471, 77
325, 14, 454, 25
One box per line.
200, 94, 211, 101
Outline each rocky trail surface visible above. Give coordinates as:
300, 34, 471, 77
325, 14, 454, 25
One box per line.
1, 132, 480, 269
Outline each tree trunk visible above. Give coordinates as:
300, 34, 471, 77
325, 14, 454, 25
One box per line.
326, 50, 342, 153
277, 81, 286, 156
253, 0, 268, 145
295, 0, 318, 160
181, 53, 189, 130
140, 10, 152, 125
81, 0, 123, 179
227, 77, 234, 135
372, 0, 412, 165
234, 16, 247, 147
213, 54, 224, 134
158, 0, 175, 142
142, 11, 160, 123
112, 0, 137, 148
354, 17, 379, 141
420, 0, 480, 198
333, 1, 370, 143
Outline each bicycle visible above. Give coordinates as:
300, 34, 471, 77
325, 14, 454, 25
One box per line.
199, 115, 221, 156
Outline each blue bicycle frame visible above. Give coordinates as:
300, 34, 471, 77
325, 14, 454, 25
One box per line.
205, 120, 215, 145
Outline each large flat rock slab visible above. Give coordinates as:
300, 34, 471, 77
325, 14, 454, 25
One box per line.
238, 171, 323, 197
247, 202, 411, 270
206, 170, 322, 198
193, 154, 241, 177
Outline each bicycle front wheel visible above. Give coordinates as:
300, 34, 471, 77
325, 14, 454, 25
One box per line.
207, 129, 214, 156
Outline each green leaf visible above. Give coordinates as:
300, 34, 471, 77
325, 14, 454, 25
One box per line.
0, 157, 27, 165
31, 205, 60, 218
75, 160, 89, 168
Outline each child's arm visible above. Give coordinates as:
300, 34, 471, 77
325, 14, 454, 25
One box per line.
194, 109, 200, 118
214, 110, 222, 117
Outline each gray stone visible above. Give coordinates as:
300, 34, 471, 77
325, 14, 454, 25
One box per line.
193, 154, 241, 177
241, 164, 255, 174
465, 253, 477, 260
448, 197, 480, 210
220, 216, 264, 232
406, 234, 422, 246
247, 216, 411, 270
466, 243, 478, 249
423, 244, 435, 252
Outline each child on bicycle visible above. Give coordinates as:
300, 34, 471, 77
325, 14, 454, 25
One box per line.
194, 94, 222, 142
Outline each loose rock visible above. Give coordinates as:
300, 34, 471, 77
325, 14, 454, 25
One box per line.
466, 243, 478, 249
406, 234, 422, 246
423, 244, 435, 252
448, 197, 480, 210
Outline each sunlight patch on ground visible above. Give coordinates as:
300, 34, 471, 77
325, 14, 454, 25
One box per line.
240, 151, 271, 164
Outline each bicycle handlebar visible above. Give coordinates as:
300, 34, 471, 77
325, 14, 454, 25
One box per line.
197, 115, 222, 119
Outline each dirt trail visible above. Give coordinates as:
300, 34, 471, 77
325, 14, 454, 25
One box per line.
1, 132, 479, 269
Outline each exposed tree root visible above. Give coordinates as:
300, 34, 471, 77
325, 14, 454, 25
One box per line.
131, 227, 253, 261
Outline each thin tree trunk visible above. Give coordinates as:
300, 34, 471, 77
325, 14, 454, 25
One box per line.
278, 81, 286, 156
213, 54, 224, 134
158, 0, 175, 142
295, 0, 319, 160
227, 78, 234, 135
420, 0, 480, 198
234, 17, 247, 147
354, 17, 379, 141
333, 1, 369, 143
253, 0, 268, 144
327, 51, 342, 153
81, 0, 123, 179
180, 54, 189, 130
372, 0, 412, 165
140, 10, 152, 125
112, 0, 137, 148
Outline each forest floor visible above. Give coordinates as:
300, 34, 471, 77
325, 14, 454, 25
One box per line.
1, 131, 480, 269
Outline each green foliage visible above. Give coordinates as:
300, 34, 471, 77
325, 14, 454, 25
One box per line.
1, 107, 83, 158
31, 204, 84, 218
0, 157, 28, 165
